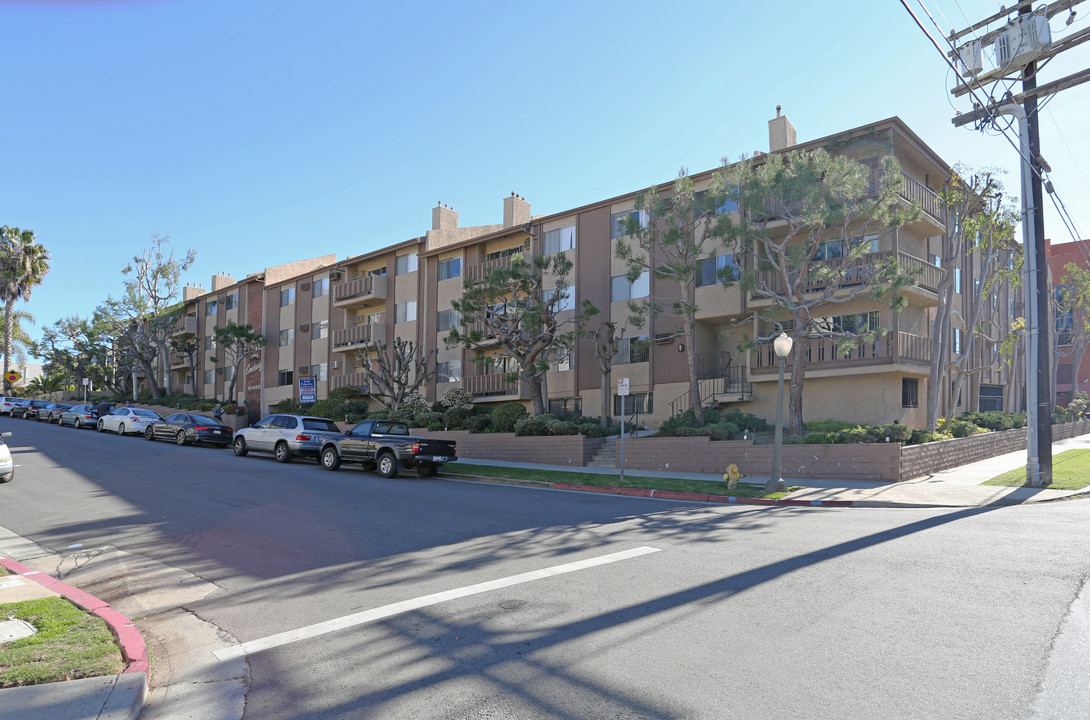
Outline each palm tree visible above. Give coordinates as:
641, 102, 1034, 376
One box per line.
0, 227, 49, 391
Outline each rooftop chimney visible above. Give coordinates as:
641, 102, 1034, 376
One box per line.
211, 273, 235, 291
503, 192, 531, 228
768, 105, 797, 153
182, 283, 206, 302
432, 202, 459, 231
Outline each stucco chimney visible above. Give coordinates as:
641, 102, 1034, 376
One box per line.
768, 105, 797, 153
432, 202, 459, 231
211, 273, 235, 291
183, 284, 206, 302
503, 192, 531, 228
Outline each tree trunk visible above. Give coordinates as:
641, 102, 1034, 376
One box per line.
927, 281, 955, 430
685, 321, 704, 426
600, 371, 610, 428
527, 375, 546, 415
787, 339, 807, 437
2, 301, 12, 389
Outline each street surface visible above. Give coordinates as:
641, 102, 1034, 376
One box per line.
1, 417, 1089, 719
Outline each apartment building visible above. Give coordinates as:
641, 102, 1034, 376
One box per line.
1048, 238, 1090, 403
147, 111, 1023, 428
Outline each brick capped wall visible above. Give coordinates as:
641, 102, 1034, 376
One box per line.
413, 430, 605, 466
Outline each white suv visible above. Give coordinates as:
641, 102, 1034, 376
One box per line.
0, 398, 23, 416
0, 432, 14, 482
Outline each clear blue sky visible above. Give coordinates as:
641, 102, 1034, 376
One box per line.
7, 0, 1090, 359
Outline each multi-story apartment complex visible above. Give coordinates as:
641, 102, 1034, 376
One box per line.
154, 112, 1025, 428
1048, 238, 1090, 403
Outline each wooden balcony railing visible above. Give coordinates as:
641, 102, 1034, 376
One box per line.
750, 331, 931, 373
755, 169, 941, 226
331, 323, 387, 351
463, 373, 520, 397
465, 256, 515, 284
329, 372, 370, 392
171, 316, 197, 336
752, 251, 940, 298
333, 274, 387, 307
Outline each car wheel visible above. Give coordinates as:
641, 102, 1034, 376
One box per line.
175, 431, 188, 446
377, 451, 398, 478
96, 420, 104, 432
118, 423, 127, 435
233, 437, 248, 456
416, 463, 438, 478
274, 442, 292, 464
144, 427, 155, 441
320, 446, 341, 471
0, 471, 11, 484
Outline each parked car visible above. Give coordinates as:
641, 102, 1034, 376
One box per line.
41, 402, 73, 423
0, 398, 23, 416
6, 399, 31, 418
232, 414, 342, 463
0, 432, 13, 483
59, 404, 100, 429
98, 407, 163, 436
317, 419, 457, 478
19, 399, 55, 420
145, 413, 233, 447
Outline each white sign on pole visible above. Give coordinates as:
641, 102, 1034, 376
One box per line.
617, 378, 630, 396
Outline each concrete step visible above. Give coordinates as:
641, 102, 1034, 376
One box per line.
587, 460, 617, 468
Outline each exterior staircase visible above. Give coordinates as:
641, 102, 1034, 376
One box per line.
587, 437, 618, 468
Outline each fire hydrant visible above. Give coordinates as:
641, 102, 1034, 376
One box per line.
723, 464, 744, 490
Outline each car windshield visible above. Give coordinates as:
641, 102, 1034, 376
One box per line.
302, 418, 340, 433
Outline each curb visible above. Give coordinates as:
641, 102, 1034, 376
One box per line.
0, 557, 149, 675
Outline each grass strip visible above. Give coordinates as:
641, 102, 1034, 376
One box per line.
983, 448, 1090, 490
0, 597, 123, 687
446, 462, 797, 499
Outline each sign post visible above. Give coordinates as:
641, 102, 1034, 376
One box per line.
617, 378, 630, 484
299, 377, 317, 404
82, 377, 90, 404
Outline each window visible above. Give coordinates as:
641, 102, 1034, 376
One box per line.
280, 288, 295, 307
694, 189, 738, 216
396, 253, 419, 275
611, 272, 650, 302
225, 293, 238, 310
486, 246, 523, 262
548, 346, 572, 372
613, 391, 652, 415
203, 369, 215, 384
928, 253, 942, 268
852, 233, 880, 253
698, 255, 739, 287
312, 277, 329, 298
484, 354, 516, 375
368, 311, 385, 325
395, 301, 417, 323
613, 336, 649, 365
206, 300, 218, 316
437, 309, 461, 332
814, 240, 844, 260
437, 360, 462, 383
979, 384, 1004, 412
548, 397, 582, 416
277, 370, 294, 386
314, 319, 329, 339
310, 363, 327, 382
815, 311, 879, 335
438, 257, 462, 281
544, 284, 576, 312
279, 329, 294, 347
543, 225, 576, 255
1055, 287, 1074, 344
204, 335, 216, 351
224, 366, 236, 382
610, 210, 650, 239
954, 268, 962, 294
902, 377, 919, 408
952, 327, 962, 354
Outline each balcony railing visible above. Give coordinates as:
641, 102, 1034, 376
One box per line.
169, 353, 189, 369
171, 316, 197, 336
755, 169, 941, 226
752, 250, 940, 298
750, 331, 931, 374
333, 274, 387, 308
329, 372, 370, 393
331, 323, 387, 352
465, 256, 514, 284
463, 373, 520, 397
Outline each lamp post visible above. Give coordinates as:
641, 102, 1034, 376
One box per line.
769, 332, 793, 493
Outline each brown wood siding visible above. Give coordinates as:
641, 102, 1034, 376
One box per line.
576, 207, 611, 392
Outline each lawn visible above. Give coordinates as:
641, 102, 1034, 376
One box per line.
445, 462, 798, 500
0, 597, 123, 687
983, 449, 1090, 490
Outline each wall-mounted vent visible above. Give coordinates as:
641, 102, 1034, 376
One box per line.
301, 282, 311, 291
216, 367, 224, 374
298, 366, 310, 375
299, 323, 310, 332
654, 334, 674, 345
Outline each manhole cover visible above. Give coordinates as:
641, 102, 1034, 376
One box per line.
497, 599, 527, 610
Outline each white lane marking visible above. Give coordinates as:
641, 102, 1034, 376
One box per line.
214, 545, 662, 661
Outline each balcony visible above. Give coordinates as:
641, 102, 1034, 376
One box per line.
750, 331, 931, 376
169, 352, 189, 369
331, 323, 387, 354
463, 373, 527, 400
329, 372, 370, 393
750, 251, 940, 304
333, 274, 387, 310
465, 256, 515, 284
171, 316, 197, 337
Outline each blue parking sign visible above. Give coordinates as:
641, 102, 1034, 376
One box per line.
299, 377, 317, 403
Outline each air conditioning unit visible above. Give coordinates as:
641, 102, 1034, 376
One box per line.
216, 368, 224, 374
298, 366, 310, 375
654, 334, 674, 344
299, 323, 310, 332
330, 360, 340, 370
301, 282, 311, 291
329, 271, 343, 281
995, 13, 1051, 70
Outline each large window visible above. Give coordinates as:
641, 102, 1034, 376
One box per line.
697, 255, 739, 287
204, 335, 216, 351
280, 288, 295, 307
312, 277, 329, 298
979, 384, 1004, 412
548, 346, 572, 372
437, 309, 461, 332
815, 311, 879, 335
484, 354, 516, 375
395, 301, 417, 323
814, 240, 844, 260
277, 370, 294, 386
279, 329, 294, 347
486, 246, 522, 262
902, 377, 919, 408
206, 300, 218, 316
203, 369, 215, 385
543, 225, 576, 255
610, 210, 650, 239
438, 257, 462, 281
613, 391, 652, 415
225, 293, 238, 310
694, 189, 738, 216
437, 360, 462, 383
545, 285, 576, 312
548, 397, 582, 417
396, 253, 419, 275
314, 319, 329, 339
613, 336, 649, 365
310, 363, 327, 382
611, 272, 650, 302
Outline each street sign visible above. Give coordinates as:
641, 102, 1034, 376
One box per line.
299, 377, 317, 403
4, 371, 20, 384
617, 377, 630, 396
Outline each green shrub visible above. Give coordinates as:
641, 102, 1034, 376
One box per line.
909, 429, 948, 445
720, 409, 770, 432
368, 410, 389, 421
329, 385, 364, 400
960, 411, 1016, 431
948, 419, 977, 438
427, 421, 444, 431
443, 406, 472, 429
803, 419, 856, 433
273, 397, 304, 414
882, 424, 913, 443
801, 431, 839, 444
837, 426, 872, 444
307, 397, 343, 420
440, 387, 475, 411
415, 411, 443, 429
514, 415, 551, 436
463, 414, 490, 433
492, 402, 529, 433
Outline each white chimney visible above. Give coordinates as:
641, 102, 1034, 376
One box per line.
769, 105, 797, 153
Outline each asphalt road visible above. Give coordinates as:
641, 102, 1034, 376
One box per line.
2, 415, 1089, 719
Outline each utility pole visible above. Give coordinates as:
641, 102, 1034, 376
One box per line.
948, 0, 1089, 486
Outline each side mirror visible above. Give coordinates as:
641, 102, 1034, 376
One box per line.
1, 432, 10, 439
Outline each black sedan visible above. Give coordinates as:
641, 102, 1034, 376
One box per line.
144, 413, 233, 447
15, 399, 52, 419
36, 402, 72, 423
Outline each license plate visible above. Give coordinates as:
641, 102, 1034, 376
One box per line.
211, 430, 222, 435
432, 456, 448, 462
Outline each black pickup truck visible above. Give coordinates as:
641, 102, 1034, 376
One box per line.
318, 419, 457, 478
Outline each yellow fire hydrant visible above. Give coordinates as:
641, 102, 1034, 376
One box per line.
723, 464, 744, 490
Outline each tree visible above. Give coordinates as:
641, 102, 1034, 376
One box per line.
615, 169, 729, 427
447, 252, 595, 415
168, 333, 201, 395
100, 234, 195, 398
583, 319, 629, 428
1052, 262, 1090, 405
716, 148, 919, 436
0, 226, 49, 391
211, 321, 266, 404
353, 336, 437, 412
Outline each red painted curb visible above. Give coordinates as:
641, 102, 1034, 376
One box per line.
0, 557, 148, 675
541, 484, 855, 507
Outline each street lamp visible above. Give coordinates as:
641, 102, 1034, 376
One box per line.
769, 332, 793, 493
